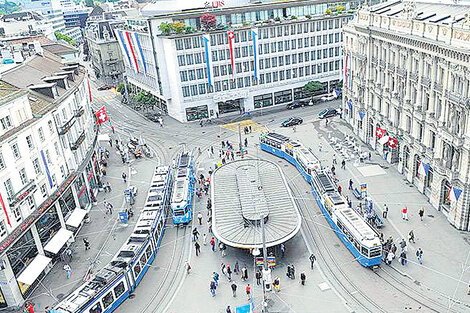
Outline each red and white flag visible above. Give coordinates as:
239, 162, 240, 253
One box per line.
87, 74, 92, 103
227, 30, 235, 77
95, 106, 109, 125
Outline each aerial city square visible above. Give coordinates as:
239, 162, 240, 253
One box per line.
0, 0, 469, 312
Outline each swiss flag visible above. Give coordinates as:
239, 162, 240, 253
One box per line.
376, 127, 385, 139
95, 106, 109, 125
388, 137, 398, 149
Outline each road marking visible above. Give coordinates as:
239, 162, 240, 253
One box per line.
222, 119, 268, 133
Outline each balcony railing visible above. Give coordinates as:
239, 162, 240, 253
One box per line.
74, 106, 84, 118
409, 72, 418, 82
445, 90, 470, 106
397, 68, 407, 77
421, 77, 431, 88
379, 60, 386, 68
59, 116, 76, 135
433, 82, 443, 92
71, 131, 85, 151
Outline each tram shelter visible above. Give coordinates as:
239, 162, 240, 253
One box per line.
211, 159, 301, 251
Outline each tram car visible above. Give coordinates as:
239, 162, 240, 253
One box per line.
170, 151, 195, 224
53, 166, 171, 313
259, 133, 382, 267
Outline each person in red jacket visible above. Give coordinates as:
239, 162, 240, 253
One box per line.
402, 206, 408, 220
246, 284, 251, 301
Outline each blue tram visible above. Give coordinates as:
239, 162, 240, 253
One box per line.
259, 132, 382, 267
54, 166, 172, 313
170, 152, 195, 224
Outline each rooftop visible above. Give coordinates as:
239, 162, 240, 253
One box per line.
211, 158, 301, 249
43, 42, 78, 55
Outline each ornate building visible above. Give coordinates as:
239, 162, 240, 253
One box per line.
342, 0, 470, 230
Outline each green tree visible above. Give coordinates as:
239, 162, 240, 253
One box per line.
302, 81, 325, 97
54, 31, 76, 46
133, 91, 156, 111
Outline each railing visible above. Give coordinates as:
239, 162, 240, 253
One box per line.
397, 68, 407, 77
409, 72, 418, 82
433, 82, 443, 92
59, 116, 76, 135
71, 131, 85, 151
421, 77, 431, 88
74, 106, 84, 118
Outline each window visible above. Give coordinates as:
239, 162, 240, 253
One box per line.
89, 303, 102, 313
175, 39, 183, 50
19, 168, 27, 185
102, 291, 114, 309
48, 120, 54, 135
40, 184, 47, 198
0, 221, 6, 238
0, 116, 12, 130
38, 127, 45, 142
4, 179, 13, 198
180, 71, 188, 82
177, 55, 185, 66
0, 152, 4, 170
26, 135, 34, 150
54, 142, 60, 156
11, 143, 20, 160
182, 86, 190, 97
45, 150, 51, 164
12, 206, 21, 222
114, 281, 125, 298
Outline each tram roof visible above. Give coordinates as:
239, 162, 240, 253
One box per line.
211, 158, 301, 249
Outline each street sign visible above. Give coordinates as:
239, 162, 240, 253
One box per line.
360, 183, 367, 198
118, 211, 128, 223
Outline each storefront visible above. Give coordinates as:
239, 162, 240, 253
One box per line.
274, 90, 292, 105
254, 93, 273, 108
58, 187, 76, 220
35, 207, 61, 246
217, 99, 242, 115
74, 175, 90, 210
293, 87, 305, 100
185, 105, 209, 121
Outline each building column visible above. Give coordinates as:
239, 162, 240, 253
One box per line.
71, 183, 81, 211
30, 224, 44, 256
55, 201, 66, 229
0, 255, 24, 307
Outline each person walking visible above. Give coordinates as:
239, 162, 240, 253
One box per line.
246, 284, 251, 301
234, 261, 239, 275
185, 261, 191, 274
300, 272, 306, 286
202, 233, 207, 246
192, 228, 199, 241
255, 271, 262, 285
400, 251, 407, 266
419, 207, 425, 221
210, 237, 216, 251
227, 264, 232, 281
286, 265, 292, 279
386, 251, 394, 265
231, 282, 237, 297
402, 206, 408, 220
83, 238, 90, 250
213, 271, 219, 286
241, 266, 248, 281
331, 165, 336, 176
106, 202, 113, 215
244, 138, 248, 148
319, 142, 323, 152
195, 241, 201, 256
220, 242, 226, 257
280, 243, 286, 258
63, 264, 72, 279
408, 230, 415, 243
349, 179, 353, 190
273, 277, 280, 292
226, 306, 232, 313
197, 212, 203, 225
210, 281, 216, 297
122, 172, 127, 183
400, 238, 407, 252
341, 159, 346, 169
383, 204, 388, 218
337, 185, 342, 194
332, 154, 337, 164
309, 254, 316, 269
416, 248, 423, 264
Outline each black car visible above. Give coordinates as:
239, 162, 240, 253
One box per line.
286, 99, 313, 110
281, 117, 303, 127
318, 108, 338, 119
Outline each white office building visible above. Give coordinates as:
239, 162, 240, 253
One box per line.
342, 0, 470, 230
117, 0, 357, 122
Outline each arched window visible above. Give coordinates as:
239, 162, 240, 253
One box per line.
414, 155, 421, 178
441, 179, 452, 212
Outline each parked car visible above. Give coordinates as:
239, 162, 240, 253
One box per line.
321, 94, 337, 102
281, 117, 303, 127
286, 99, 314, 110
98, 85, 114, 91
318, 108, 338, 119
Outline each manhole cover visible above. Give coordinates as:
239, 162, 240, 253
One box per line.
57, 293, 64, 300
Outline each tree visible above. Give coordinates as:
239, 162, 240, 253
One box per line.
201, 13, 216, 31
54, 31, 76, 46
302, 81, 325, 97
133, 91, 156, 111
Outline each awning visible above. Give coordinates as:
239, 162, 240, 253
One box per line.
44, 228, 73, 254
378, 135, 390, 145
66, 209, 87, 228
17, 254, 51, 285
98, 134, 110, 142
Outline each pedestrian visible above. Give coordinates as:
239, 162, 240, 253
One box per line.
210, 237, 216, 251
213, 271, 219, 286
226, 306, 232, 313
210, 281, 216, 297
337, 184, 342, 194
400, 251, 407, 266
400, 238, 407, 252
274, 277, 280, 292
332, 154, 337, 164
402, 206, 408, 220
197, 212, 203, 225
231, 282, 237, 297
349, 179, 353, 190
286, 265, 292, 279
280, 243, 286, 258
309, 254, 316, 269
122, 172, 127, 183
195, 241, 201, 256
419, 207, 425, 221
300, 272, 306, 285
331, 165, 336, 176
319, 142, 322, 152
234, 261, 239, 275
203, 233, 207, 245
244, 138, 248, 147
408, 230, 415, 243
220, 242, 226, 257
383, 204, 388, 218
185, 261, 191, 274
25, 302, 35, 313
386, 251, 394, 265
227, 264, 232, 280
83, 238, 90, 250
291, 264, 295, 279
64, 264, 72, 279
256, 271, 262, 285
416, 248, 423, 264
341, 159, 346, 169
192, 227, 199, 241
222, 265, 228, 279
249, 125, 252, 132
241, 266, 248, 281
246, 284, 251, 301
368, 151, 371, 161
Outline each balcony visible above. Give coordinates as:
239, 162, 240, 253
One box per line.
371, 56, 377, 64
397, 68, 407, 77
433, 82, 443, 92
71, 131, 85, 151
420, 77, 431, 88
387, 63, 396, 72
354, 52, 367, 62
59, 116, 76, 135
445, 90, 470, 106
74, 106, 84, 118
379, 60, 386, 68
409, 72, 418, 82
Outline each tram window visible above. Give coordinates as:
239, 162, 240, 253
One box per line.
145, 245, 152, 260
140, 251, 148, 265
102, 291, 114, 309
134, 262, 142, 277
370, 248, 381, 258
353, 239, 360, 249
277, 143, 281, 149
89, 303, 103, 313
114, 281, 125, 298
361, 246, 369, 256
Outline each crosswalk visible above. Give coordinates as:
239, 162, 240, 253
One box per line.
222, 119, 268, 133
95, 94, 116, 102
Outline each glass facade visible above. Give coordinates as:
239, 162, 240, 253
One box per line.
274, 90, 292, 104
75, 175, 89, 209
35, 207, 61, 245
58, 187, 76, 219
254, 93, 273, 108
186, 105, 209, 121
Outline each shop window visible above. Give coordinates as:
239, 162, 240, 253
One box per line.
185, 105, 208, 121
36, 207, 61, 244
254, 94, 273, 109
274, 90, 292, 104
114, 281, 125, 298
102, 291, 114, 309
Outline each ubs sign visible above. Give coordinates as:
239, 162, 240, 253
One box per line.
205, 1, 225, 9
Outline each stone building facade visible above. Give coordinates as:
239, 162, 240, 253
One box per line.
342, 1, 470, 230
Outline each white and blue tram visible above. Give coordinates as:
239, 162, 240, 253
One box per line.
259, 133, 382, 267
53, 166, 171, 313
170, 152, 195, 224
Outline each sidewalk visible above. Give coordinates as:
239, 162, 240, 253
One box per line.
279, 117, 470, 308
29, 132, 157, 311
